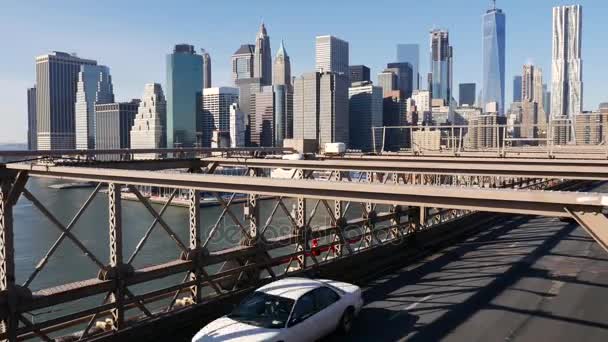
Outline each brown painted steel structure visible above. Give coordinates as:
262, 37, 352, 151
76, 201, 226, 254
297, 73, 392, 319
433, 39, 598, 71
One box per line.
0, 155, 607, 341
202, 157, 608, 181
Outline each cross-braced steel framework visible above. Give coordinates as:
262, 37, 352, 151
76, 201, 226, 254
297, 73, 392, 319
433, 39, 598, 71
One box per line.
0, 154, 607, 340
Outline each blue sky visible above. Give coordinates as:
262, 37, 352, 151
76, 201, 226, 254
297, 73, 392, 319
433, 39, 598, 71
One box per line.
1, 0, 606, 143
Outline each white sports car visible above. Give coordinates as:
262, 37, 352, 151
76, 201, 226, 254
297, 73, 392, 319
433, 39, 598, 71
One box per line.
192, 277, 364, 342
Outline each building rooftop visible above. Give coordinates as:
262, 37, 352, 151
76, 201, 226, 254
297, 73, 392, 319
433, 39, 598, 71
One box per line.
233, 44, 255, 55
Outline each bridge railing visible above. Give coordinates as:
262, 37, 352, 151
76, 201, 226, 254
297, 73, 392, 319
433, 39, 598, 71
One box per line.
0, 166, 482, 341
372, 119, 608, 158
0, 162, 605, 341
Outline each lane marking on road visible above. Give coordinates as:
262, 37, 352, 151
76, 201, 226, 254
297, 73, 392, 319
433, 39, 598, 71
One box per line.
389, 295, 433, 320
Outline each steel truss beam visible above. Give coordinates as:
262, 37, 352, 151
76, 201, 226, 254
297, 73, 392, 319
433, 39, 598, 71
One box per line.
8, 165, 606, 218
202, 157, 608, 181
1, 164, 607, 340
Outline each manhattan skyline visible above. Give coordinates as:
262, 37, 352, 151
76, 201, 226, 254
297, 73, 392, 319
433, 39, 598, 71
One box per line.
1, 0, 606, 143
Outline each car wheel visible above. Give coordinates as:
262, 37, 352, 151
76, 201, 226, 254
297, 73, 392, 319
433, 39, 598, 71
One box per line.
338, 307, 355, 334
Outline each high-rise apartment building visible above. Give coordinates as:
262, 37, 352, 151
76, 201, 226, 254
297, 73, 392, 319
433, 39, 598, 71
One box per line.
396, 44, 420, 90
94, 100, 140, 159
202, 49, 212, 88
36, 51, 97, 150
273, 41, 291, 88
293, 72, 349, 147
430, 29, 453, 105
315, 36, 349, 75
481, 2, 506, 115
130, 83, 167, 159
386, 62, 413, 99
201, 87, 239, 147
349, 82, 383, 151
254, 23, 272, 86
459, 83, 476, 106
75, 65, 114, 150
513, 76, 522, 102
232, 44, 255, 82
411, 90, 431, 115
349, 65, 370, 84
27, 87, 37, 150
166, 44, 203, 148
551, 5, 583, 118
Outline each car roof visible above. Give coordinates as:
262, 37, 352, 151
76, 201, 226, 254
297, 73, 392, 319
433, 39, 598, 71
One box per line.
256, 277, 324, 300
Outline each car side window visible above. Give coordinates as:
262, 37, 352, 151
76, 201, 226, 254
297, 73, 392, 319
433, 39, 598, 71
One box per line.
314, 287, 340, 310
289, 292, 315, 326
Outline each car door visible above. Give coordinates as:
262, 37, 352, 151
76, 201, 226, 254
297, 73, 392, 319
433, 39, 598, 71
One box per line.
311, 287, 343, 337
284, 291, 322, 342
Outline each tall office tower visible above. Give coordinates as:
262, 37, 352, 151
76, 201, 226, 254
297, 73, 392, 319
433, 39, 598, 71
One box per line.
522, 65, 534, 102
27, 86, 37, 150
201, 87, 239, 147
521, 64, 546, 138
35, 51, 97, 150
254, 23, 272, 85
396, 44, 420, 90
94, 100, 140, 160
459, 83, 476, 106
315, 36, 349, 75
293, 73, 320, 141
235, 77, 263, 145
348, 82, 383, 151
273, 40, 291, 88
551, 5, 583, 118
377, 70, 398, 98
543, 84, 551, 119
429, 29, 453, 105
202, 49, 212, 88
166, 44, 203, 148
250, 85, 293, 147
251, 87, 275, 146
229, 103, 246, 147
232, 44, 255, 82
75, 65, 114, 150
513, 76, 522, 102
293, 72, 349, 147
274, 84, 293, 145
383, 91, 408, 151
481, 1, 506, 115
130, 84, 166, 159
349, 65, 370, 84
386, 62, 414, 99
522, 65, 544, 105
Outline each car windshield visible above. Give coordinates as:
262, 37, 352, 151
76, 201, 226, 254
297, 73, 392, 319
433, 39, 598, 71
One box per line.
228, 291, 294, 329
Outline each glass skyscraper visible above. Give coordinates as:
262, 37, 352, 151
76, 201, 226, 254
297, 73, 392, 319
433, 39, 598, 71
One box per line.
481, 2, 506, 114
513, 76, 522, 102
430, 30, 452, 105
396, 44, 420, 90
166, 44, 203, 148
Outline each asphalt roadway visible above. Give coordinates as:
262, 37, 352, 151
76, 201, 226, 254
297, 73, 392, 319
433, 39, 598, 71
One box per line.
327, 183, 608, 341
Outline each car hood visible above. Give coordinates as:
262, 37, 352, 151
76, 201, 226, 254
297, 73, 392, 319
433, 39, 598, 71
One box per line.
192, 316, 281, 342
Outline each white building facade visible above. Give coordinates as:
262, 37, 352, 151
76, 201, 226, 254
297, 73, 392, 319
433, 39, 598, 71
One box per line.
551, 5, 583, 119
130, 83, 166, 159
75, 65, 114, 150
